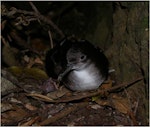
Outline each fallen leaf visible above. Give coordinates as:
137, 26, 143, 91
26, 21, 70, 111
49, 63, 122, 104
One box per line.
10, 98, 22, 104
2, 106, 29, 125
19, 116, 40, 126
95, 99, 110, 106
40, 78, 58, 93
90, 104, 102, 110
24, 103, 38, 111
111, 94, 131, 114
47, 87, 70, 100
1, 103, 13, 113
101, 79, 113, 90
34, 57, 44, 65
26, 93, 53, 102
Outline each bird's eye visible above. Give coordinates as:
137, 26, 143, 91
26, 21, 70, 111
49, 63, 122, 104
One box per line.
80, 55, 86, 60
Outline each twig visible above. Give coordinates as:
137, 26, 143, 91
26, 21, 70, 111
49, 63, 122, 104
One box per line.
133, 98, 139, 115
28, 1, 41, 24
123, 89, 139, 125
13, 8, 65, 39
29, 2, 40, 14
106, 76, 143, 93
29, 2, 54, 49
27, 93, 53, 101
39, 102, 89, 126
1, 35, 8, 45
20, 116, 40, 126
128, 111, 138, 125
48, 30, 54, 49
124, 89, 132, 111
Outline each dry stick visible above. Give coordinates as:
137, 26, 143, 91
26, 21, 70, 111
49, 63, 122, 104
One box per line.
127, 111, 138, 126
124, 88, 133, 119
123, 89, 138, 125
106, 76, 143, 92
1, 35, 8, 45
48, 30, 54, 49
29, 2, 54, 49
29, 2, 40, 14
28, 1, 41, 24
133, 98, 139, 115
20, 116, 40, 126
39, 102, 89, 126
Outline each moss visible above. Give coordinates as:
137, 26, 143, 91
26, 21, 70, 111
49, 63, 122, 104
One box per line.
141, 17, 149, 28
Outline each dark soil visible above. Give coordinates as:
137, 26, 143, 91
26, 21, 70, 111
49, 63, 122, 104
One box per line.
51, 103, 131, 126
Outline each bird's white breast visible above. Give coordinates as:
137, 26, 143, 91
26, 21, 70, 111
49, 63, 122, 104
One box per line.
67, 64, 105, 91
74, 69, 95, 84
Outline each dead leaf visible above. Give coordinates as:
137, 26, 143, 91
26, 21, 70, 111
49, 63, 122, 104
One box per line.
90, 104, 102, 110
95, 99, 110, 106
27, 58, 35, 68
2, 106, 29, 125
111, 94, 131, 114
24, 103, 38, 111
23, 55, 30, 63
34, 57, 44, 65
94, 79, 113, 98
101, 79, 113, 90
47, 87, 70, 100
19, 116, 40, 126
10, 97, 22, 104
1, 103, 13, 113
25, 56, 43, 68
40, 78, 58, 93
26, 93, 53, 102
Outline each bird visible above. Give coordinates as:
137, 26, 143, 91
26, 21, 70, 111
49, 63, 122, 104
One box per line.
45, 38, 109, 91
45, 38, 72, 79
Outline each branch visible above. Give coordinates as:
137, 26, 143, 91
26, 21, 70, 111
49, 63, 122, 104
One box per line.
39, 102, 88, 126
48, 30, 54, 49
29, 2, 40, 14
10, 7, 65, 39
